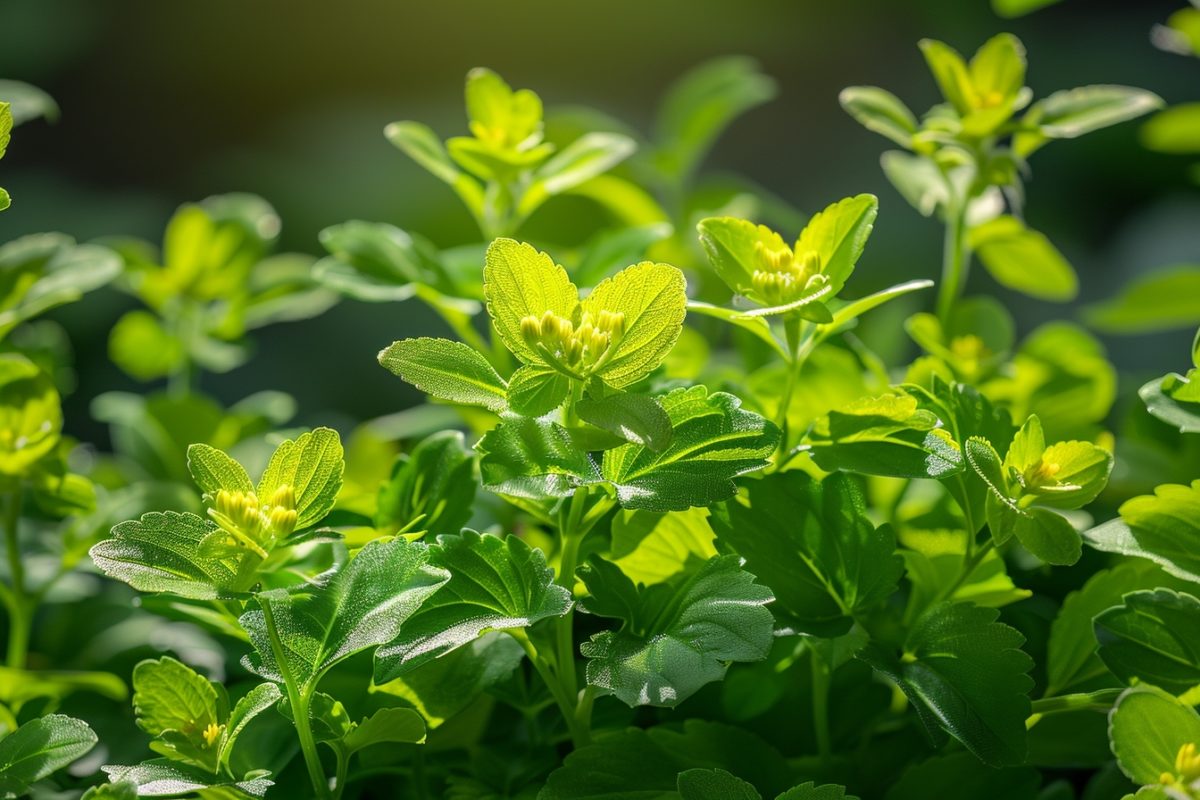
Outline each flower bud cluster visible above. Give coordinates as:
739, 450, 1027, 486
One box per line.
520, 309, 626, 371
208, 484, 298, 555
750, 242, 825, 306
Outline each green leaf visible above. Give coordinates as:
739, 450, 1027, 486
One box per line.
257, 426, 344, 530
696, 216, 787, 299
1016, 85, 1163, 157
0, 715, 96, 796
216, 683, 282, 772
1108, 685, 1200, 787
477, 415, 601, 499
600, 386, 779, 511
541, 720, 792, 799
131, 657, 220, 771
1139, 372, 1200, 434
1046, 561, 1177, 696
576, 391, 672, 452
81, 781, 139, 799
794, 194, 878, 297
380, 337, 508, 413
968, 216, 1077, 301
484, 238, 580, 366
241, 537, 450, 691
374, 530, 570, 681
375, 430, 476, 537
583, 261, 687, 387
991, 0, 1063, 18
839, 86, 918, 148
654, 56, 777, 182
520, 132, 636, 217
677, 768, 761, 800
918, 39, 974, 115
315, 221, 451, 302
685, 301, 787, 359
1142, 103, 1200, 155
187, 443, 253, 498
823, 279, 935, 336
99, 761, 272, 798
0, 354, 61, 475
1085, 480, 1200, 585
384, 120, 485, 215
1084, 266, 1200, 333
0, 667, 127, 710
779, 783, 858, 800
341, 707, 426, 754
506, 364, 569, 416
0, 80, 58, 125
578, 554, 774, 707
90, 511, 237, 600
885, 753, 1039, 800
859, 602, 1034, 767
108, 310, 184, 381
881, 151, 949, 217
808, 391, 963, 480
1095, 589, 1200, 694
709, 472, 902, 636
608, 507, 716, 586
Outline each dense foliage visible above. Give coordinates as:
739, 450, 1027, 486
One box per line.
0, 15, 1198, 800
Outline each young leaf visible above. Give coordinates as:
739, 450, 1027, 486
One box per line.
0, 354, 61, 475
576, 391, 672, 452
968, 216, 1077, 301
1139, 372, 1200, 434
476, 415, 601, 499
677, 768, 761, 800
778, 783, 859, 800
187, 443, 253, 498
0, 715, 96, 795
241, 537, 450, 691
375, 430, 476, 536
581, 261, 687, 388
315, 221, 448, 302
131, 657, 220, 771
1094, 589, 1200, 694
379, 337, 508, 413
839, 86, 918, 148
709, 472, 902, 636
519, 132, 636, 216
384, 120, 485, 215
506, 364, 569, 416
374, 531, 570, 680
257, 426, 344, 530
578, 555, 774, 707
1108, 685, 1200, 788
483, 238, 579, 366
1016, 85, 1164, 157
919, 39, 974, 115
90, 511, 237, 600
216, 683, 282, 772
1084, 480, 1200, 584
858, 602, 1034, 767
793, 194, 878, 297
600, 386, 779, 511
1083, 266, 1200, 334
99, 761, 273, 798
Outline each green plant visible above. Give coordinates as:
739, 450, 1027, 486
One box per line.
0, 21, 1194, 800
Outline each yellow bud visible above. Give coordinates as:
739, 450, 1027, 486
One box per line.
1025, 459, 1061, 488
270, 484, 295, 510
520, 315, 542, 346
565, 338, 584, 365
796, 250, 821, 281
202, 722, 223, 748
754, 240, 794, 274
1176, 741, 1200, 782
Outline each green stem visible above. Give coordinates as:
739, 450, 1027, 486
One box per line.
260, 600, 329, 799
774, 315, 805, 464
4, 489, 28, 670
332, 748, 349, 800
1027, 689, 1122, 728
167, 303, 197, 397
510, 629, 590, 747
810, 642, 833, 767
938, 538, 995, 606
554, 489, 588, 701
936, 198, 970, 324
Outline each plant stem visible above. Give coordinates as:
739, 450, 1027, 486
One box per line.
1027, 689, 1122, 729
774, 315, 805, 463
936, 198, 970, 324
260, 599, 330, 799
554, 488, 588, 701
332, 748, 349, 800
3, 489, 29, 670
510, 629, 590, 747
810, 642, 833, 767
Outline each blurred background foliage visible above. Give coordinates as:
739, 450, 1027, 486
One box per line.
0, 0, 1195, 443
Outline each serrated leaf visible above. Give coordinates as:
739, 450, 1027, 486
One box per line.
100, 761, 273, 798
506, 364, 569, 416
808, 391, 963, 480
0, 715, 96, 796
257, 426, 344, 530
90, 511, 237, 600
187, 443, 253, 497
380, 337, 507, 413
858, 602, 1034, 767
677, 768, 761, 800
885, 753, 1039, 800
577, 391, 672, 451
609, 507, 715, 586
1108, 685, 1200, 787
476, 415, 601, 500
241, 537, 450, 691
709, 472, 902, 636
484, 239, 580, 366
1084, 480, 1200, 584
968, 216, 1077, 301
779, 783, 859, 800
794, 194, 878, 297
578, 554, 774, 707
1095, 589, 1200, 694
374, 530, 571, 681
375, 430, 476, 536
131, 657, 220, 771
582, 261, 687, 387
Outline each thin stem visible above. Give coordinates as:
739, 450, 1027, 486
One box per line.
553, 488, 588, 704
167, 303, 197, 397
811, 643, 833, 767
4, 489, 29, 669
774, 315, 805, 464
936, 197, 970, 324
937, 538, 995, 606
332, 748, 349, 800
260, 599, 330, 799
510, 630, 590, 747
1027, 689, 1122, 729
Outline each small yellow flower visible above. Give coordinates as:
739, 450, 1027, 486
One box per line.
202, 722, 224, 748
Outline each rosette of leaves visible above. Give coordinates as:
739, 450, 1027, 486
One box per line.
98, 656, 283, 797
386, 68, 635, 238
966, 414, 1112, 565
840, 34, 1161, 317
107, 193, 336, 387
90, 427, 345, 599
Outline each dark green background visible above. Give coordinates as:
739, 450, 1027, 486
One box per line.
0, 0, 1195, 441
